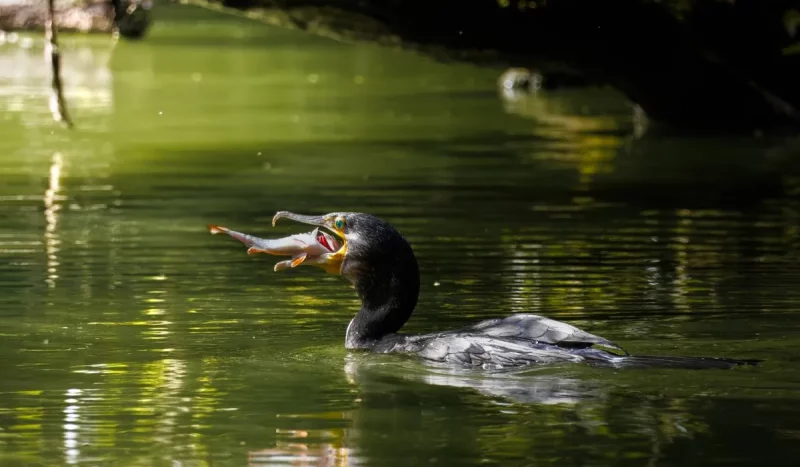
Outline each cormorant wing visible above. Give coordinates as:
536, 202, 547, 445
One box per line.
464, 314, 628, 354
411, 335, 587, 368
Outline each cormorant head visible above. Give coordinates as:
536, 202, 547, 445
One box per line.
272, 211, 420, 348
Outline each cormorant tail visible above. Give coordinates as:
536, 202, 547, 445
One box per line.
605, 354, 762, 370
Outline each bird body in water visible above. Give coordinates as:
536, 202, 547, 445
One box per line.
210, 211, 760, 371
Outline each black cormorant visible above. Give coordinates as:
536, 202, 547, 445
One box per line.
213, 211, 760, 370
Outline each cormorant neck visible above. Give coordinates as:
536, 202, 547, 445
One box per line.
343, 230, 419, 349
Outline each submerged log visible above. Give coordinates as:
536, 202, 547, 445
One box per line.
0, 0, 151, 38
206, 0, 800, 131
0, 0, 114, 32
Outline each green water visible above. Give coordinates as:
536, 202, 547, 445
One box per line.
2, 4, 800, 466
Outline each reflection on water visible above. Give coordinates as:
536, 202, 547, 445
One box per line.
248, 426, 351, 466
0, 35, 114, 126
341, 355, 727, 467
44, 152, 63, 288
344, 354, 604, 406
1, 3, 800, 466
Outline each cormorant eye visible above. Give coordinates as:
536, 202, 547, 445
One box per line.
334, 217, 345, 230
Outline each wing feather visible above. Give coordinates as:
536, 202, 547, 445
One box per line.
465, 314, 628, 354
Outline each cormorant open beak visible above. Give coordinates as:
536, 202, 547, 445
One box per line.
272, 211, 347, 275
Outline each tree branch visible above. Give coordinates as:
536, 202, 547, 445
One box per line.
45, 0, 74, 129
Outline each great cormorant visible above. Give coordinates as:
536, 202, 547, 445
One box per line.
210, 211, 760, 370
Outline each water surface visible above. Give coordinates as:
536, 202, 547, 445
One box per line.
2, 4, 800, 466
